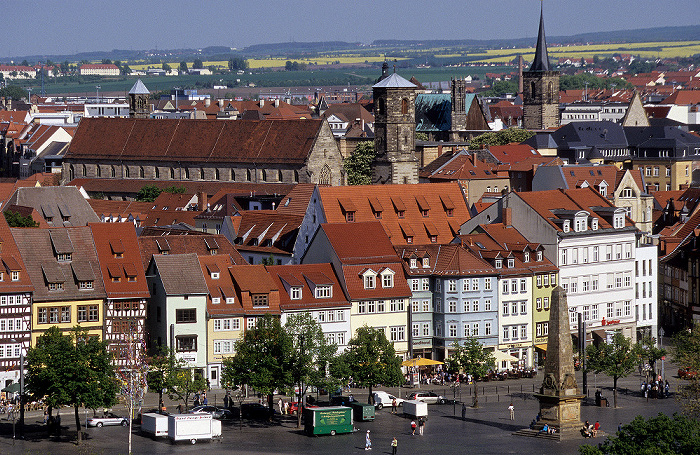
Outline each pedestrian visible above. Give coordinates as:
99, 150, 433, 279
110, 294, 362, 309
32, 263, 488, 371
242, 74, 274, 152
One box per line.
418, 416, 425, 435
410, 419, 417, 435
278, 398, 284, 415
617, 422, 623, 433
593, 420, 600, 437
223, 392, 231, 409
284, 401, 289, 415
508, 402, 514, 420
392, 398, 397, 414
665, 380, 670, 397
391, 436, 398, 455
202, 393, 208, 405
461, 403, 466, 419
365, 430, 372, 450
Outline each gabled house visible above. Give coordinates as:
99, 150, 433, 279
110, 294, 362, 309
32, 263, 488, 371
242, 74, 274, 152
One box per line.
303, 222, 411, 358
146, 253, 209, 373
0, 216, 33, 388
89, 223, 149, 367
227, 264, 281, 331
269, 263, 352, 353
5, 186, 100, 227
138, 233, 246, 271
222, 211, 304, 265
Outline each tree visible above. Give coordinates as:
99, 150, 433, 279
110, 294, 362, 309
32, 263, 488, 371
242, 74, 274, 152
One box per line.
0, 85, 29, 100
4, 210, 38, 227
261, 254, 276, 265
222, 315, 292, 415
163, 185, 186, 194
146, 346, 173, 409
101, 59, 112, 65
585, 332, 639, 408
136, 184, 162, 202
672, 323, 700, 418
484, 80, 519, 97
168, 365, 207, 412
446, 338, 495, 408
115, 334, 148, 455
162, 62, 171, 73
344, 141, 376, 185
179, 61, 189, 73
637, 335, 666, 379
284, 313, 338, 428
121, 64, 131, 75
228, 57, 248, 71
343, 326, 404, 404
21, 60, 29, 67
192, 58, 204, 69
468, 128, 535, 149
26, 327, 118, 444
578, 413, 700, 455
415, 132, 429, 141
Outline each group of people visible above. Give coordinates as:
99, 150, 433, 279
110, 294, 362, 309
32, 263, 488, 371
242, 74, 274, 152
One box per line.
365, 430, 399, 454
641, 379, 670, 400
409, 417, 426, 435
581, 420, 600, 438
193, 391, 208, 407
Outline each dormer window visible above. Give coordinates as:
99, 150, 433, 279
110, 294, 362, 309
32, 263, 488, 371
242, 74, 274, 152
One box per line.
78, 280, 93, 290
621, 187, 633, 198
226, 297, 235, 304
599, 185, 607, 197
421, 209, 429, 217
363, 273, 376, 289
211, 272, 220, 279
212, 297, 221, 304
422, 257, 429, 268
346, 211, 355, 222
523, 252, 530, 262
574, 214, 588, 232
614, 213, 624, 228
563, 220, 570, 233
410, 258, 417, 268
397, 210, 405, 219
315, 285, 332, 298
507, 258, 514, 268
406, 236, 413, 244
495, 259, 502, 269
290, 286, 302, 300
252, 294, 269, 307
381, 269, 395, 288
591, 218, 599, 230
57, 253, 72, 262
536, 251, 543, 261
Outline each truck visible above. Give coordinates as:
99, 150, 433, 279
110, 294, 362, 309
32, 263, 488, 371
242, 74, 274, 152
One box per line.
141, 413, 168, 438
167, 414, 222, 444
304, 406, 354, 436
350, 401, 375, 421
402, 400, 428, 419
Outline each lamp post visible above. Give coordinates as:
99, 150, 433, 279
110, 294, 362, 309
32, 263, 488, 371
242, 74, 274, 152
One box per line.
96, 85, 101, 103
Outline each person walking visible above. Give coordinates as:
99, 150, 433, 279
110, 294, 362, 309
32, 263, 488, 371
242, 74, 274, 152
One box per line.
278, 398, 284, 415
391, 398, 398, 414
410, 420, 417, 435
418, 416, 425, 435
365, 430, 372, 450
391, 437, 398, 455
508, 403, 514, 420
461, 403, 466, 420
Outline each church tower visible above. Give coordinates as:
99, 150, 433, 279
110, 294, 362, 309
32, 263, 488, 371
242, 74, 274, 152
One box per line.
371, 70, 419, 184
450, 77, 467, 140
128, 79, 150, 119
522, 4, 560, 130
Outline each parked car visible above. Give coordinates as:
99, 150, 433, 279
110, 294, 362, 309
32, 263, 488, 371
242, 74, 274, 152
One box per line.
373, 391, 404, 409
189, 405, 234, 420
87, 413, 129, 427
679, 367, 698, 379
407, 391, 447, 404
240, 403, 273, 420
288, 402, 318, 414
329, 395, 356, 407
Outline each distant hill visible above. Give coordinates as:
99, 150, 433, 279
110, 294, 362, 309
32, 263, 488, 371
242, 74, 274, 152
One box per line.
5, 25, 700, 64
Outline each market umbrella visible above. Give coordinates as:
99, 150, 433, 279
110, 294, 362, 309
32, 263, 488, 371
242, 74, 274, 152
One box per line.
401, 357, 444, 368
1, 383, 21, 393
492, 350, 520, 365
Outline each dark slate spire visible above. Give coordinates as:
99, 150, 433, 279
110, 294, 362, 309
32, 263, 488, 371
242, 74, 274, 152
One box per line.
529, 2, 551, 72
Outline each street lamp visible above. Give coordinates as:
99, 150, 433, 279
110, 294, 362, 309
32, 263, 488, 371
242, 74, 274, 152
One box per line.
96, 85, 101, 103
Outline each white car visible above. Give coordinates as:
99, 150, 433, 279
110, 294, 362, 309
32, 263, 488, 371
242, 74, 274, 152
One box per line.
373, 391, 404, 410
87, 413, 128, 427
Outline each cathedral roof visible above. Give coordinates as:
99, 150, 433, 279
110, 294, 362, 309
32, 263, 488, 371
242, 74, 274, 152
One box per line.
129, 79, 150, 95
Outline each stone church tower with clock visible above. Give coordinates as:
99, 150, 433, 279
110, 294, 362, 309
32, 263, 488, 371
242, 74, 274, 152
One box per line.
522, 5, 560, 130
371, 68, 419, 184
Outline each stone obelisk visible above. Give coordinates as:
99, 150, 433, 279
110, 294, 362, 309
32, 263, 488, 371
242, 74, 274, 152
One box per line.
533, 286, 584, 439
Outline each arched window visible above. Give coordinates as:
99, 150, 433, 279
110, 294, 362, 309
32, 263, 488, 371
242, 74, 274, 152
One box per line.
294, 170, 299, 183
278, 170, 283, 182
81, 164, 87, 177
548, 81, 554, 104
170, 167, 175, 179
200, 168, 205, 180
139, 166, 145, 178
184, 168, 190, 179
377, 98, 385, 116
215, 168, 220, 180
319, 164, 331, 185
69, 165, 74, 181
261, 169, 267, 181
530, 81, 536, 99
230, 169, 235, 181
111, 165, 116, 178
96, 165, 101, 178
246, 169, 251, 181
125, 166, 130, 178
155, 167, 160, 179
401, 98, 408, 115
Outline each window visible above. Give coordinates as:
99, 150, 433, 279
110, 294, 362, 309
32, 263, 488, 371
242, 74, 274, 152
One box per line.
422, 278, 430, 291
653, 167, 659, 177
472, 324, 479, 337
422, 300, 430, 312
520, 301, 527, 314
413, 323, 420, 337
624, 300, 631, 316
607, 303, 614, 318
176, 308, 197, 323
291, 287, 302, 300
550, 274, 556, 286
423, 323, 431, 336
78, 305, 88, 322
495, 259, 502, 269
61, 306, 70, 323
247, 317, 257, 329
502, 302, 509, 316
511, 302, 518, 315
57, 253, 72, 262
570, 280, 577, 293
485, 322, 492, 335
502, 280, 509, 294
472, 278, 479, 291
410, 279, 419, 291
448, 280, 456, 292
10, 271, 19, 281
252, 294, 269, 307
448, 301, 457, 313
606, 245, 612, 260
512, 326, 518, 340
507, 258, 515, 268
358, 301, 367, 314
315, 285, 332, 298
176, 335, 197, 352
521, 325, 527, 339
484, 278, 492, 290
412, 300, 420, 313
524, 252, 530, 262
511, 279, 518, 293
364, 274, 376, 289
484, 299, 492, 311
422, 257, 430, 268
79, 280, 93, 290
390, 299, 404, 312
390, 326, 405, 342
463, 279, 470, 292
543, 297, 550, 310
463, 323, 471, 337
537, 275, 542, 287
560, 249, 567, 265
448, 324, 457, 338
472, 300, 479, 312
410, 258, 417, 269
593, 246, 599, 262
536, 297, 542, 310
520, 278, 526, 293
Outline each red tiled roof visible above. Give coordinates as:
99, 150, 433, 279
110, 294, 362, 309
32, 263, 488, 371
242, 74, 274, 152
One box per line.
138, 234, 245, 270
488, 144, 541, 163
340, 263, 411, 301
662, 90, 700, 105
66, 118, 324, 164
320, 222, 399, 264
267, 263, 351, 311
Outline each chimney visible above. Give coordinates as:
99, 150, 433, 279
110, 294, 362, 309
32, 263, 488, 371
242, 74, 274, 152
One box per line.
205, 97, 210, 107
199, 191, 208, 211
259, 99, 264, 108
218, 99, 224, 111
503, 207, 512, 227
274, 99, 279, 108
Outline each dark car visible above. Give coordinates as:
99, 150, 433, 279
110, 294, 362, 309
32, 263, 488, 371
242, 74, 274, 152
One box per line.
329, 395, 356, 407
240, 403, 273, 420
189, 405, 234, 420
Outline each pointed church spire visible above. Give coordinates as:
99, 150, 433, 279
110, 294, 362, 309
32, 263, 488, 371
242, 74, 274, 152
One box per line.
529, 1, 551, 72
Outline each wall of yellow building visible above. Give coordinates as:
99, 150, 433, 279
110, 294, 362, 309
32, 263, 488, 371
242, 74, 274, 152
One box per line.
206, 317, 245, 364
531, 272, 558, 348
350, 299, 409, 358
31, 299, 104, 346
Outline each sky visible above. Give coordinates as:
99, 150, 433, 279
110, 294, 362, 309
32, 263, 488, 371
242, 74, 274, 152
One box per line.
3, 0, 700, 59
